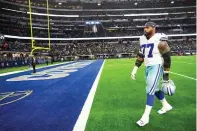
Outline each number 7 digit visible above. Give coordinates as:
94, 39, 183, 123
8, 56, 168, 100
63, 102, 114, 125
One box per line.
141, 44, 146, 55
141, 43, 154, 58
147, 43, 154, 58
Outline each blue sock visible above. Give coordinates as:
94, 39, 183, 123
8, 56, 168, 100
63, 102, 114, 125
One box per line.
155, 90, 165, 100
146, 94, 155, 106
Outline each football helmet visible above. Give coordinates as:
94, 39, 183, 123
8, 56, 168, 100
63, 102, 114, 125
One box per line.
162, 79, 176, 96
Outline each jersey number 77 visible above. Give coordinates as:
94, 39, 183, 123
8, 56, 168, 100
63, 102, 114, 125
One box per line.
141, 43, 154, 58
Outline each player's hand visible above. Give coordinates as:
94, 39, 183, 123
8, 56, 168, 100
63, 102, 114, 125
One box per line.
162, 80, 170, 83
131, 66, 138, 80
163, 71, 170, 83
131, 73, 136, 80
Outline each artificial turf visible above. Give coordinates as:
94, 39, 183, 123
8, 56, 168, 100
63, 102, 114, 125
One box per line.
85, 56, 196, 131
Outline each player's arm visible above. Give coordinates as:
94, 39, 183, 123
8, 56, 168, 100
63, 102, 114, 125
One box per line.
131, 51, 144, 80
158, 39, 171, 82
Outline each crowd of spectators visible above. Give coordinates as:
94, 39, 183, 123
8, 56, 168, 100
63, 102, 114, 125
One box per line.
0, 0, 196, 66
0, 1, 195, 38
0, 37, 196, 60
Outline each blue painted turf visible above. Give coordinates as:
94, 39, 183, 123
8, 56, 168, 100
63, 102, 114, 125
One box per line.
0, 60, 103, 131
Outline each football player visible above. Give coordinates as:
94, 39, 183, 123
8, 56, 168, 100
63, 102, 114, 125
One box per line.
131, 22, 173, 126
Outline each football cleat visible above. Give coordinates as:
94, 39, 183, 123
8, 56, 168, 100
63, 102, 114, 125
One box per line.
158, 104, 173, 114
136, 117, 149, 127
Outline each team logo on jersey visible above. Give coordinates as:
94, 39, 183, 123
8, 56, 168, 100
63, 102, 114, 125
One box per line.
0, 90, 33, 106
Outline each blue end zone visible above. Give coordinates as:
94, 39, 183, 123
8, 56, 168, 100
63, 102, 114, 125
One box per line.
0, 60, 103, 131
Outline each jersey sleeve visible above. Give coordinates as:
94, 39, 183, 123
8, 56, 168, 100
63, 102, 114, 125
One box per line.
159, 33, 168, 41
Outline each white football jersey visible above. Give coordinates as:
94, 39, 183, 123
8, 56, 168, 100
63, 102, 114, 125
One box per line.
139, 33, 168, 66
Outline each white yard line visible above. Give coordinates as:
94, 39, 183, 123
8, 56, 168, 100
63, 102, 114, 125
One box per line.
172, 61, 196, 65
0, 61, 72, 76
72, 60, 105, 131
170, 71, 197, 81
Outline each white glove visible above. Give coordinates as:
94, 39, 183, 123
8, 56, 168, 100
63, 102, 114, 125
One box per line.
131, 66, 138, 80
131, 73, 136, 80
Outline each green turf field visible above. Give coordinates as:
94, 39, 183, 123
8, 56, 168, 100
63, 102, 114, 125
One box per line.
86, 56, 196, 131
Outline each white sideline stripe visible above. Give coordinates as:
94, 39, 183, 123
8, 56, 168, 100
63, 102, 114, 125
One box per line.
172, 61, 196, 64
0, 61, 72, 76
72, 60, 105, 131
170, 71, 197, 81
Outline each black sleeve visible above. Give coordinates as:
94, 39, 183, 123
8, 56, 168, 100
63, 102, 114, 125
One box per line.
162, 51, 171, 69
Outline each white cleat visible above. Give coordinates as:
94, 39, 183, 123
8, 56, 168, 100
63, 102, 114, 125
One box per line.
158, 104, 173, 114
136, 117, 149, 127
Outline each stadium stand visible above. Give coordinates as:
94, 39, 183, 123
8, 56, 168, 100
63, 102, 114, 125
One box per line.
0, 0, 196, 68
